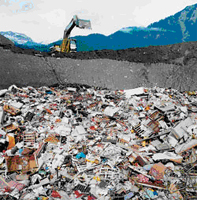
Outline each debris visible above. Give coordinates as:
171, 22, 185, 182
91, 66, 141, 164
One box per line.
0, 84, 196, 199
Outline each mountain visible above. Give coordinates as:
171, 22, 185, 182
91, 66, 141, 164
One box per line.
148, 3, 197, 42
72, 28, 179, 51
0, 31, 33, 44
0, 3, 196, 52
0, 31, 50, 52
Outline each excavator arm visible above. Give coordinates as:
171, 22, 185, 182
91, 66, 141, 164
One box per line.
60, 15, 91, 52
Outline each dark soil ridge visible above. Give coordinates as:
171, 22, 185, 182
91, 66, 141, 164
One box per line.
54, 41, 197, 65
1, 36, 197, 65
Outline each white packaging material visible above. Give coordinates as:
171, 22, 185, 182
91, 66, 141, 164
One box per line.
152, 152, 183, 162
67, 87, 77, 92
28, 178, 50, 189
55, 125, 71, 136
0, 89, 7, 96
167, 136, 178, 147
75, 125, 86, 135
104, 106, 120, 117
175, 139, 197, 154
61, 117, 69, 124
124, 87, 145, 98
10, 101, 23, 109
52, 154, 64, 169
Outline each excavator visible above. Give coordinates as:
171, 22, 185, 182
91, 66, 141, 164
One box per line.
51, 15, 91, 53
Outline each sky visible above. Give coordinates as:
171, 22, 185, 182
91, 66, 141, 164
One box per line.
0, 0, 197, 44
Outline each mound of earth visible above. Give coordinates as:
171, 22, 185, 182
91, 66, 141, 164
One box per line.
0, 34, 14, 47
0, 34, 197, 91
54, 41, 197, 65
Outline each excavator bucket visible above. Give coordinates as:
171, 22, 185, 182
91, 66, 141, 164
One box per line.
74, 15, 91, 29
77, 19, 91, 29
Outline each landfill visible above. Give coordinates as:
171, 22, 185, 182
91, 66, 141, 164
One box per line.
0, 84, 197, 200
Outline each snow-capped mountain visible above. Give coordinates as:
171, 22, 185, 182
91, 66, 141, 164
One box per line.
0, 31, 50, 52
0, 31, 34, 45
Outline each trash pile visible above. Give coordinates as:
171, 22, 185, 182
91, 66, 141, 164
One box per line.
0, 84, 197, 200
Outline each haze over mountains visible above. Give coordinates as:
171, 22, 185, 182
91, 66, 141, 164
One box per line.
0, 3, 197, 52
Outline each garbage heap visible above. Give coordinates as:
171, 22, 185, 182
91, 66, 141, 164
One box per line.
0, 85, 197, 200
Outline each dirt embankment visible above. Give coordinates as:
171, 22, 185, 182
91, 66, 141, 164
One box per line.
0, 39, 197, 91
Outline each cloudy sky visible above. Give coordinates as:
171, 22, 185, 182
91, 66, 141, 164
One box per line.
0, 0, 197, 43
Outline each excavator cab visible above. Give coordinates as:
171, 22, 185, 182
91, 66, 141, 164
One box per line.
70, 39, 77, 52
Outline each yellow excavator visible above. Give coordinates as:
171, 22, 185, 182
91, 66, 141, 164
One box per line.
51, 15, 91, 53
